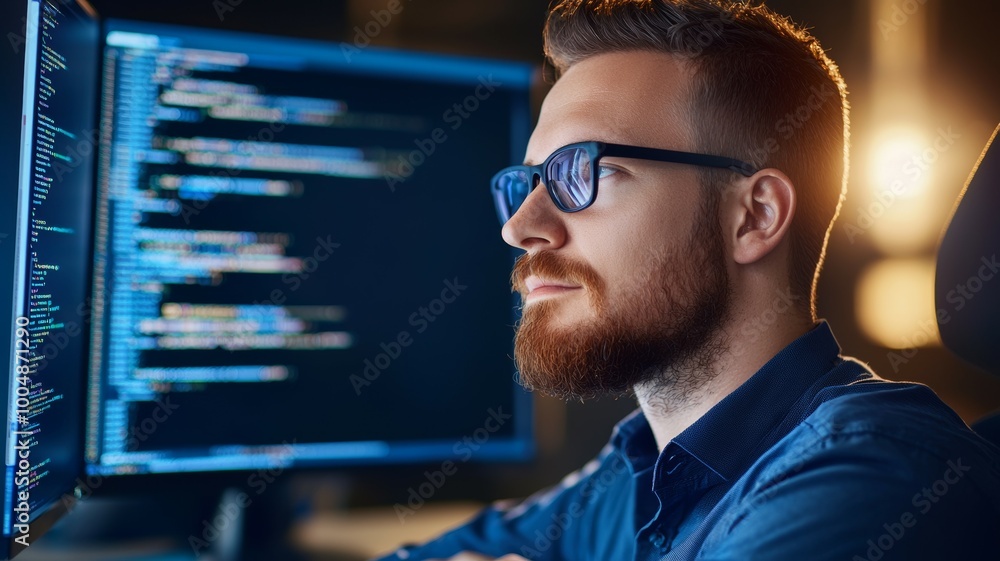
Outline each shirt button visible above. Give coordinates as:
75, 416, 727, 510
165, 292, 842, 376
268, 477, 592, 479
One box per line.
650, 532, 667, 548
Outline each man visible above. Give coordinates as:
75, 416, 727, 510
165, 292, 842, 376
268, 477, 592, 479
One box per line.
377, 1, 1000, 559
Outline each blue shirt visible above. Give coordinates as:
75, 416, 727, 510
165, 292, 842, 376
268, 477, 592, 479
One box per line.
376, 321, 1000, 560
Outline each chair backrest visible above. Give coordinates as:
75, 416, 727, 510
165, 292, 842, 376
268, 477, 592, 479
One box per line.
935, 124, 1000, 442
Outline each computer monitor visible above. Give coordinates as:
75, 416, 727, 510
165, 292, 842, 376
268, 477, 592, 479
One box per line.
83, 20, 534, 478
1, 0, 99, 556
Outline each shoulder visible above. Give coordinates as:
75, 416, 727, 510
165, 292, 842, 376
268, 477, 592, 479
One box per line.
706, 368, 1000, 559
798, 360, 1000, 469
734, 364, 1000, 529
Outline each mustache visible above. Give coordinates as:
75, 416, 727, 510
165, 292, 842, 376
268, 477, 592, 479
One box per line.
511, 251, 604, 299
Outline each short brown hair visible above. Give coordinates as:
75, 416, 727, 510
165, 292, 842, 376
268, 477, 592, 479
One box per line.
544, 0, 849, 319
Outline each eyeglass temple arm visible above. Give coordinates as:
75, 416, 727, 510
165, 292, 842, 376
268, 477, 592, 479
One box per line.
599, 144, 758, 177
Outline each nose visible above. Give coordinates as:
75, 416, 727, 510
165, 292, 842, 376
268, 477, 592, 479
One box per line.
501, 181, 567, 251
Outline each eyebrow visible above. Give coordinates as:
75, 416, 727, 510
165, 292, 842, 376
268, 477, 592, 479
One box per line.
522, 139, 593, 167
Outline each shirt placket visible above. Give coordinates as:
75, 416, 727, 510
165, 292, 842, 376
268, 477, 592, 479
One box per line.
635, 447, 696, 560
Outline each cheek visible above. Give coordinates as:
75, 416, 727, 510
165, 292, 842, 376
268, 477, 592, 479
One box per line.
566, 175, 700, 298
584, 231, 653, 302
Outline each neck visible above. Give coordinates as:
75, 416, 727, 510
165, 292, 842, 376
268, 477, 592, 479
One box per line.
634, 313, 814, 451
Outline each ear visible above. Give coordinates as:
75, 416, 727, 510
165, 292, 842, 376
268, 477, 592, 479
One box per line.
725, 168, 796, 265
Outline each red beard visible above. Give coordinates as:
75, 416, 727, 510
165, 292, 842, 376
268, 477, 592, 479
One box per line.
510, 198, 731, 401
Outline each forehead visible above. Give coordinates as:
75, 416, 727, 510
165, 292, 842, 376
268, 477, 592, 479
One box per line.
526, 50, 696, 164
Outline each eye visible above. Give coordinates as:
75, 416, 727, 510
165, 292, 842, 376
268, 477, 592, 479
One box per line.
597, 165, 618, 180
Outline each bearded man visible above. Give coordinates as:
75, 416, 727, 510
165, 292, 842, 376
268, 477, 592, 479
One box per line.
376, 1, 1000, 559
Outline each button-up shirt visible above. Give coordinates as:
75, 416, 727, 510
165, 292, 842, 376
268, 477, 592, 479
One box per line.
376, 321, 1000, 560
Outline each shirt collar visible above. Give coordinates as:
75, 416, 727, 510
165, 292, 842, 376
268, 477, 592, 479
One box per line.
611, 320, 843, 481
675, 320, 842, 480
611, 408, 659, 474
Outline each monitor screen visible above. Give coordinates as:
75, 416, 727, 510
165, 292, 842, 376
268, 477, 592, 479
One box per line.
2, 0, 99, 554
84, 20, 534, 476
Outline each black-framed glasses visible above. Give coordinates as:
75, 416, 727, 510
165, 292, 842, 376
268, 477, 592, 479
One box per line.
490, 141, 758, 224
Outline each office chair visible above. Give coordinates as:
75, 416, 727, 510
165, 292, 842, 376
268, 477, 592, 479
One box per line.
935, 123, 1000, 446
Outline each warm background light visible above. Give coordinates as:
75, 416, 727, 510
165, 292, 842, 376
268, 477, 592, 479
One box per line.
867, 127, 931, 198
855, 0, 938, 347
866, 189, 940, 256
855, 258, 941, 349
